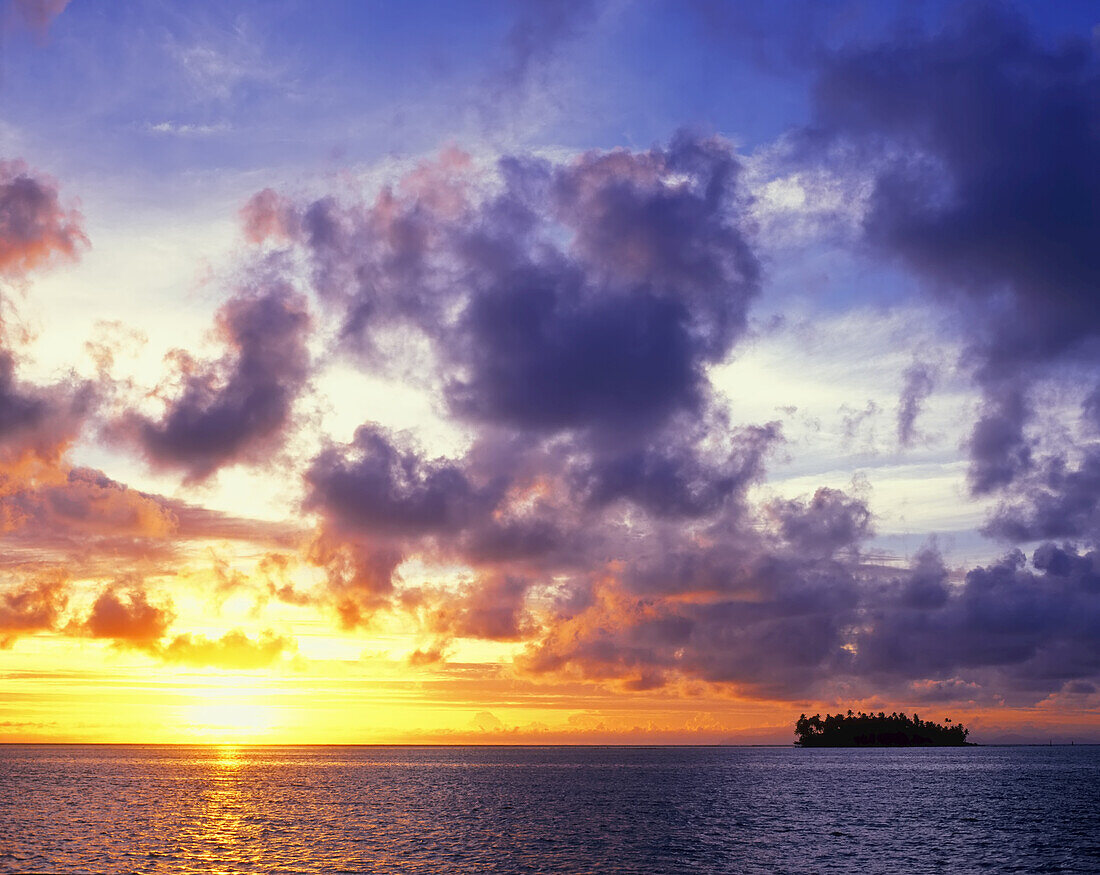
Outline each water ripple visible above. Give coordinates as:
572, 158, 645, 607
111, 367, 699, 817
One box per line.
1, 745, 1098, 873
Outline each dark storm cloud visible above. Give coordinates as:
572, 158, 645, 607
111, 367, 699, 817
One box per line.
983, 449, 1100, 544
814, 5, 1100, 362
810, 6, 1100, 493
447, 142, 756, 434
576, 421, 780, 519
447, 264, 703, 433
855, 546, 1100, 697
896, 362, 934, 448
123, 285, 311, 482
305, 424, 503, 538
245, 126, 1100, 706
768, 487, 872, 559
290, 133, 758, 437
236, 121, 1100, 713
966, 386, 1033, 496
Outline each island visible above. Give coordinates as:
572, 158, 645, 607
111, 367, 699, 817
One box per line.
795, 711, 970, 746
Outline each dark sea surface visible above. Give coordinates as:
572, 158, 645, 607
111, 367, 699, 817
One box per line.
2, 745, 1099, 874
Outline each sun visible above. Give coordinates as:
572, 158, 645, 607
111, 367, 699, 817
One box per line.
182, 684, 277, 743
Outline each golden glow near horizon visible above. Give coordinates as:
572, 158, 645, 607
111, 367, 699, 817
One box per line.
3, 1, 1099, 749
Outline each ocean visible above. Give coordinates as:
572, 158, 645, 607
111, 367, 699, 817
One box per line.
2, 745, 1098, 873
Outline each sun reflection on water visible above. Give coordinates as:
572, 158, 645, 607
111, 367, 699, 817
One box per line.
191, 743, 257, 874
215, 745, 242, 767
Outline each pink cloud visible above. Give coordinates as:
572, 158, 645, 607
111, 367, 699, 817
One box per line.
0, 159, 87, 278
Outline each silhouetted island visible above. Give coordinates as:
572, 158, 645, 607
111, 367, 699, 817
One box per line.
795, 711, 970, 746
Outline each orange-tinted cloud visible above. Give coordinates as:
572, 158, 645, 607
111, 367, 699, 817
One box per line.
0, 466, 176, 538
0, 159, 87, 278
0, 570, 67, 647
67, 585, 295, 669
75, 585, 174, 644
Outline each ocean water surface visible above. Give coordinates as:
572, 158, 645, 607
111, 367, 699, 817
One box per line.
2, 744, 1099, 873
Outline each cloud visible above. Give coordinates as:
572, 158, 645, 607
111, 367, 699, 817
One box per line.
577, 419, 780, 518
0, 353, 88, 487
500, 487, 869, 696
896, 362, 935, 448
839, 400, 879, 453
143, 121, 231, 137
240, 188, 297, 245
0, 463, 297, 579
0, 162, 95, 528
291, 132, 757, 436
480, 0, 598, 127
305, 424, 502, 540
303, 424, 514, 621
69, 585, 295, 669
0, 159, 87, 278
966, 385, 1034, 496
983, 447, 1100, 544
0, 571, 67, 647
75, 585, 174, 645
219, 123, 1100, 708
517, 526, 1100, 705
767, 486, 872, 559
247, 134, 765, 625
502, 0, 596, 87
7, 0, 69, 32
455, 137, 756, 434
854, 545, 1100, 701
160, 629, 294, 669
414, 573, 535, 644
120, 284, 311, 482
0, 466, 176, 538
808, 6, 1100, 492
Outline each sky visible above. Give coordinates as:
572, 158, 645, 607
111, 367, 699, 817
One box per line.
0, 0, 1098, 744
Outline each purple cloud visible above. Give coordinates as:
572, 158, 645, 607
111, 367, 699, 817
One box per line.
810, 6, 1100, 493
122, 285, 311, 482
0, 159, 86, 278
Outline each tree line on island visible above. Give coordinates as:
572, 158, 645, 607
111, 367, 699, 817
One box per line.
795, 711, 971, 746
